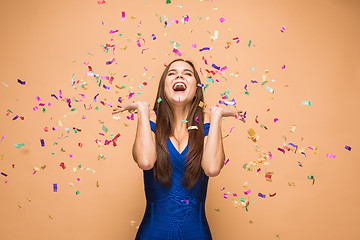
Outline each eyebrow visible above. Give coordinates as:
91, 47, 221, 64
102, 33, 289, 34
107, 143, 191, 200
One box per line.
168, 69, 193, 74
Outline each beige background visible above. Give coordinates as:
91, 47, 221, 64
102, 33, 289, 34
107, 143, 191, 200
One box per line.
0, 0, 359, 239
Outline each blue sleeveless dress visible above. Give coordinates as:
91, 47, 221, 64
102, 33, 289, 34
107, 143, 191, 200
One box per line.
135, 113, 212, 240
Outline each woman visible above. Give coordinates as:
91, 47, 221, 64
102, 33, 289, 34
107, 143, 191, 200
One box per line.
112, 59, 245, 239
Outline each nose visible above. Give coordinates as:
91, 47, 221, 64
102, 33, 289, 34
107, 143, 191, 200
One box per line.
175, 74, 184, 79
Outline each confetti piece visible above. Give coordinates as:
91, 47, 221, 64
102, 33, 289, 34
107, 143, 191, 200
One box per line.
166, 0, 171, 3
1, 135, 5, 142
219, 17, 225, 23
157, 97, 162, 103
266, 86, 274, 93
290, 125, 296, 132
224, 193, 228, 199
326, 154, 336, 158
277, 148, 285, 154
280, 26, 286, 33
181, 199, 189, 204
60, 162, 66, 169
258, 193, 266, 198
274, 118, 279, 123
15, 143, 25, 149
17, 79, 25, 85
302, 100, 312, 106
97, 0, 106, 4
40, 139, 45, 147
199, 47, 210, 52
345, 145, 351, 151
1, 81, 8, 87
224, 159, 229, 165
192, 44, 197, 48
244, 189, 251, 195
1, 172, 7, 177
269, 193, 276, 197
187, 126, 198, 130
53, 184, 57, 192
76, 190, 80, 195
307, 176, 315, 185
288, 182, 296, 187
282, 65, 286, 69
151, 34, 156, 40
121, 11, 125, 21
172, 48, 182, 56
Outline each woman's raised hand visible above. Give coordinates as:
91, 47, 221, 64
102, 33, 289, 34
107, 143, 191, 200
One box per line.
112, 101, 150, 115
209, 106, 246, 123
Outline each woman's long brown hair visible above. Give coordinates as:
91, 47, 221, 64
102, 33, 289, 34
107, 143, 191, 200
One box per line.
152, 59, 205, 190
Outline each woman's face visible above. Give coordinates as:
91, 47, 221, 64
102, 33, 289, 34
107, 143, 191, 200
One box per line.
164, 61, 197, 106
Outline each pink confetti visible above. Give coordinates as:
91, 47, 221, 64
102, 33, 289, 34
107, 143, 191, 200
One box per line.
219, 17, 225, 23
36, 96, 41, 101
97, 0, 106, 4
244, 189, 251, 195
230, 127, 235, 133
277, 148, 285, 154
33, 107, 38, 111
223, 193, 228, 199
224, 159, 229, 165
173, 48, 182, 57
110, 30, 118, 34
69, 154, 73, 158
171, 19, 179, 24
192, 44, 197, 48
195, 116, 199, 123
326, 154, 336, 158
269, 151, 273, 160
274, 118, 279, 123
1, 135, 5, 142
121, 11, 125, 21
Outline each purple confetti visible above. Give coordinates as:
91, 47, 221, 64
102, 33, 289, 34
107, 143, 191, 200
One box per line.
199, 47, 210, 52
17, 79, 25, 85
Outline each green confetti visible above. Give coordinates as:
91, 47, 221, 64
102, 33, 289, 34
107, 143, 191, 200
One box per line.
207, 77, 214, 83
157, 97, 162, 103
7, 109, 13, 113
102, 124, 108, 133
76, 190, 80, 195
245, 90, 250, 95
42, 107, 46, 113
302, 101, 312, 106
138, 83, 144, 89
248, 40, 252, 48
87, 52, 94, 55
95, 106, 99, 111
177, 5, 183, 8
261, 81, 268, 86
266, 86, 274, 93
166, 0, 171, 3
53, 142, 58, 145
203, 84, 209, 92
14, 143, 25, 149
181, 120, 188, 123
120, 84, 126, 89
251, 67, 255, 71
73, 128, 78, 133
70, 108, 77, 111
78, 164, 81, 169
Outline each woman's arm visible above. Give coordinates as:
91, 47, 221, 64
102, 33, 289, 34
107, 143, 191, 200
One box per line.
202, 106, 245, 177
113, 102, 156, 170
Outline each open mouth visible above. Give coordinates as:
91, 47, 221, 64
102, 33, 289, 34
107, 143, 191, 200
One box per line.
172, 82, 187, 92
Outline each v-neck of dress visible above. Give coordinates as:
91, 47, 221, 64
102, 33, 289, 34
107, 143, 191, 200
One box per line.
168, 138, 189, 155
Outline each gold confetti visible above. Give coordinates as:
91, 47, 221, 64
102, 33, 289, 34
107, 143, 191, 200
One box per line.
198, 101, 204, 108
26, 198, 32, 202
49, 215, 54, 220
96, 181, 99, 188
214, 208, 220, 212
249, 220, 253, 224
288, 182, 296, 187
17, 203, 22, 208
187, 126, 198, 130
290, 125, 296, 133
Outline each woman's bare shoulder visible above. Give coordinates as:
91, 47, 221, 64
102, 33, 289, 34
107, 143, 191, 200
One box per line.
149, 109, 157, 123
